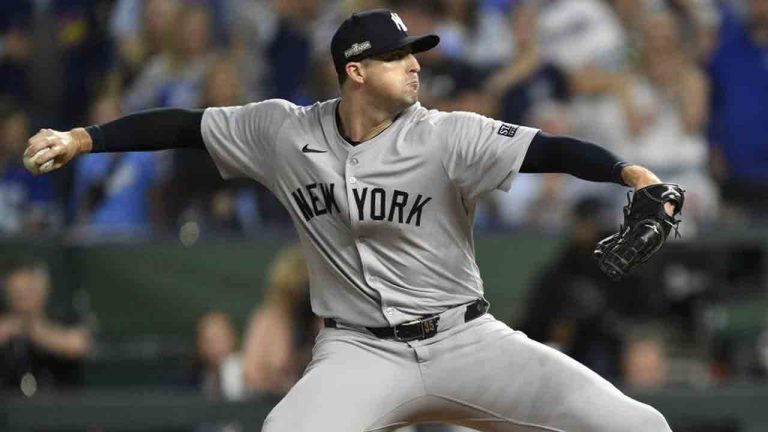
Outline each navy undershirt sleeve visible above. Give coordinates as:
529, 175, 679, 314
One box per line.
85, 108, 205, 153
520, 131, 631, 186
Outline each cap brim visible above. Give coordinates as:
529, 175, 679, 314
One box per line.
369, 34, 440, 58
342, 34, 440, 67
400, 34, 440, 54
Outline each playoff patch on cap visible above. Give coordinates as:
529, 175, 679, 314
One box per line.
344, 41, 372, 58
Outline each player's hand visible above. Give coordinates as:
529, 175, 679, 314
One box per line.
23, 128, 90, 175
621, 164, 676, 216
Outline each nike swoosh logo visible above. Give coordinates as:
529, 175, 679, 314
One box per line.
302, 144, 327, 154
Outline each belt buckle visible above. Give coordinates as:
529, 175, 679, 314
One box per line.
393, 316, 440, 342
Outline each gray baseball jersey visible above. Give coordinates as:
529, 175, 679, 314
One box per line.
200, 98, 672, 432
201, 98, 537, 327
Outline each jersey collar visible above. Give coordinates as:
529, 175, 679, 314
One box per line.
333, 99, 415, 147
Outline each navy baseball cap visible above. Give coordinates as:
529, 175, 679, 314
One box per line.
331, 9, 440, 74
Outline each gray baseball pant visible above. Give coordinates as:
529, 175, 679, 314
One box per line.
261, 314, 671, 432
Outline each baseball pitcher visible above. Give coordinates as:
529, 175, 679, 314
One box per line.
24, 9, 683, 432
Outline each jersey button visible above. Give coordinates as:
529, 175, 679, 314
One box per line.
349, 158, 359, 166
348, 176, 357, 184
368, 276, 378, 284
385, 307, 395, 315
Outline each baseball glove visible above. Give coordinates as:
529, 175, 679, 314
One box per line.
593, 183, 685, 281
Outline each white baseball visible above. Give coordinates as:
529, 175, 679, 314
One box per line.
27, 147, 54, 173
41, 160, 54, 172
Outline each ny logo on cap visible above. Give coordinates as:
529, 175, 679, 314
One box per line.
390, 12, 407, 32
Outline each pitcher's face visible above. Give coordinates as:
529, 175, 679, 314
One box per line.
360, 48, 422, 110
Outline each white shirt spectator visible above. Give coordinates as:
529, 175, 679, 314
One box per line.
435, 8, 514, 68
538, 0, 627, 71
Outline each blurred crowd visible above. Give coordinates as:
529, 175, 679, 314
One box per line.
0, 0, 766, 241
0, 259, 91, 395
1, 2, 767, 431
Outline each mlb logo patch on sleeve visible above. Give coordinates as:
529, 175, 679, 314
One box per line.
497, 123, 518, 138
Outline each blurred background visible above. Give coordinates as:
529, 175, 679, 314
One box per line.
0, 0, 767, 431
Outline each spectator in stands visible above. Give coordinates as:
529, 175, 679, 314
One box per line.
0, 0, 32, 106
517, 197, 643, 380
167, 57, 264, 235
110, 0, 182, 87
71, 94, 163, 239
226, 0, 276, 102
538, 0, 627, 72
242, 245, 320, 398
0, 260, 92, 394
432, 0, 514, 68
0, 0, 113, 127
203, 57, 245, 108
190, 310, 244, 432
484, 1, 570, 125
557, 5, 717, 231
541, 0, 639, 162
264, 0, 320, 102
0, 98, 59, 236
621, 327, 670, 389
122, 3, 215, 111
627, 11, 718, 231
608, 0, 646, 47
708, 0, 768, 222
611, 0, 720, 62
673, 0, 721, 61
192, 310, 244, 401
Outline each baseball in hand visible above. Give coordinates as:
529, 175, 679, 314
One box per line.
23, 147, 54, 174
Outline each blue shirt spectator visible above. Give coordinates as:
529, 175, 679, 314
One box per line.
0, 161, 56, 235
72, 153, 159, 237
0, 98, 59, 236
708, 5, 768, 182
499, 63, 569, 125
266, 18, 311, 103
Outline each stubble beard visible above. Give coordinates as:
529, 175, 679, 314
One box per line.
398, 94, 417, 111
354, 70, 419, 116
394, 80, 420, 111
372, 86, 417, 114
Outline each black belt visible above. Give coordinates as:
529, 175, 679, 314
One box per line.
324, 298, 489, 342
